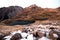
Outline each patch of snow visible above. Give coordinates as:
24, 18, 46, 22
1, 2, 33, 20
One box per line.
27, 34, 33, 40
21, 32, 28, 38
4, 35, 12, 40
21, 38, 27, 40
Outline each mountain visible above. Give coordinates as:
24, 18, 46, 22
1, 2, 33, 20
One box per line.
0, 4, 60, 25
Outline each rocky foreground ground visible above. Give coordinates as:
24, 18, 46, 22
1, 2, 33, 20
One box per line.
0, 20, 60, 40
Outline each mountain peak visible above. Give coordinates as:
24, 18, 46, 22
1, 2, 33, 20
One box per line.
29, 4, 38, 8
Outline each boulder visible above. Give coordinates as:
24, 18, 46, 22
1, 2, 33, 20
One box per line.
10, 33, 22, 40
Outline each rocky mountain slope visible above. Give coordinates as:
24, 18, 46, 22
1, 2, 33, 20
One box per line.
0, 4, 60, 25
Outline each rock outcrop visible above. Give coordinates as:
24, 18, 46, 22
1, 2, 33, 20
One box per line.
0, 6, 24, 22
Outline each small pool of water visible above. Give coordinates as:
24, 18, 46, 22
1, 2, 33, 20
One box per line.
9, 20, 35, 26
